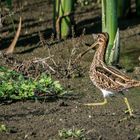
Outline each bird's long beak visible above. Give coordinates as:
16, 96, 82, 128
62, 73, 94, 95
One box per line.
73, 41, 98, 63
80, 41, 98, 57
85, 41, 98, 52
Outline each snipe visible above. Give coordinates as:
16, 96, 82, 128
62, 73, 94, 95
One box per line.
83, 33, 140, 117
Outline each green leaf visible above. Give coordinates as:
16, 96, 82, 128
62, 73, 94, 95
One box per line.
0, 67, 64, 100
0, 124, 7, 132
53, 81, 63, 92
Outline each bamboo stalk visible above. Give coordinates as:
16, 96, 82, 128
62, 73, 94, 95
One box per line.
102, 0, 119, 65
54, 0, 74, 39
101, 0, 106, 32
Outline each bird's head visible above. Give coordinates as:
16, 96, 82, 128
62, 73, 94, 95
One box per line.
91, 32, 109, 50
96, 32, 109, 46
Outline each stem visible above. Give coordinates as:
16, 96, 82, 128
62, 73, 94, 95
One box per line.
53, 0, 60, 37
102, 0, 118, 64
53, 0, 74, 39
101, 0, 106, 32
106, 0, 117, 49
53, 0, 56, 33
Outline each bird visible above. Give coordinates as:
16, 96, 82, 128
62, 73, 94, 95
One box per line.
79, 32, 140, 117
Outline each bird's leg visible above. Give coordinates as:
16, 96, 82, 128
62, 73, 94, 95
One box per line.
84, 98, 107, 106
119, 97, 135, 122
123, 97, 133, 116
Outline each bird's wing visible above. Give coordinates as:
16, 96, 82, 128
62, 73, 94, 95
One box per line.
100, 62, 132, 81
105, 65, 131, 80
95, 63, 136, 91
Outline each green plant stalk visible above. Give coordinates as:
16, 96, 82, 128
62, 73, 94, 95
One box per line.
53, 0, 59, 34
136, 0, 140, 16
61, 0, 73, 38
101, 0, 106, 32
54, 0, 74, 39
102, 0, 118, 64
53, 0, 56, 33
117, 0, 130, 18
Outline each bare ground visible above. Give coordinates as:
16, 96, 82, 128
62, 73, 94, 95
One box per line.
0, 0, 140, 139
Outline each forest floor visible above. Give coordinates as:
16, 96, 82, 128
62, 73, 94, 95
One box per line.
0, 0, 140, 139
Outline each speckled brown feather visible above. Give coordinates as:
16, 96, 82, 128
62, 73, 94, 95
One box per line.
89, 33, 140, 93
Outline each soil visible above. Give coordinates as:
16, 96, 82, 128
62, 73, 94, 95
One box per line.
0, 0, 140, 140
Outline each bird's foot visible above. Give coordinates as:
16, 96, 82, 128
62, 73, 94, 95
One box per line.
125, 110, 136, 119
124, 109, 134, 116
119, 110, 136, 122
119, 114, 136, 122
84, 98, 107, 106
123, 97, 136, 117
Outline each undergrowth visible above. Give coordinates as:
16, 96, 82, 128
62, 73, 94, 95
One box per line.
59, 128, 86, 140
0, 66, 63, 100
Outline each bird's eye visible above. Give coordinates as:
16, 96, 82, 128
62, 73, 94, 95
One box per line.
98, 38, 102, 42
97, 34, 100, 38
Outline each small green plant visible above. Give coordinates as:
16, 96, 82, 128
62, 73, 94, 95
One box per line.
58, 128, 86, 140
0, 66, 63, 100
0, 124, 7, 132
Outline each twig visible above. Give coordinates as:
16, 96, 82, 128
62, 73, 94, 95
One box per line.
5, 17, 22, 55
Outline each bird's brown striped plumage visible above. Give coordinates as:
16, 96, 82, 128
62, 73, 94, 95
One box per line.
84, 32, 140, 117
89, 33, 140, 94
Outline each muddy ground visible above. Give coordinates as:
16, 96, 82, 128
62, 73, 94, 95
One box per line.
0, 0, 140, 140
